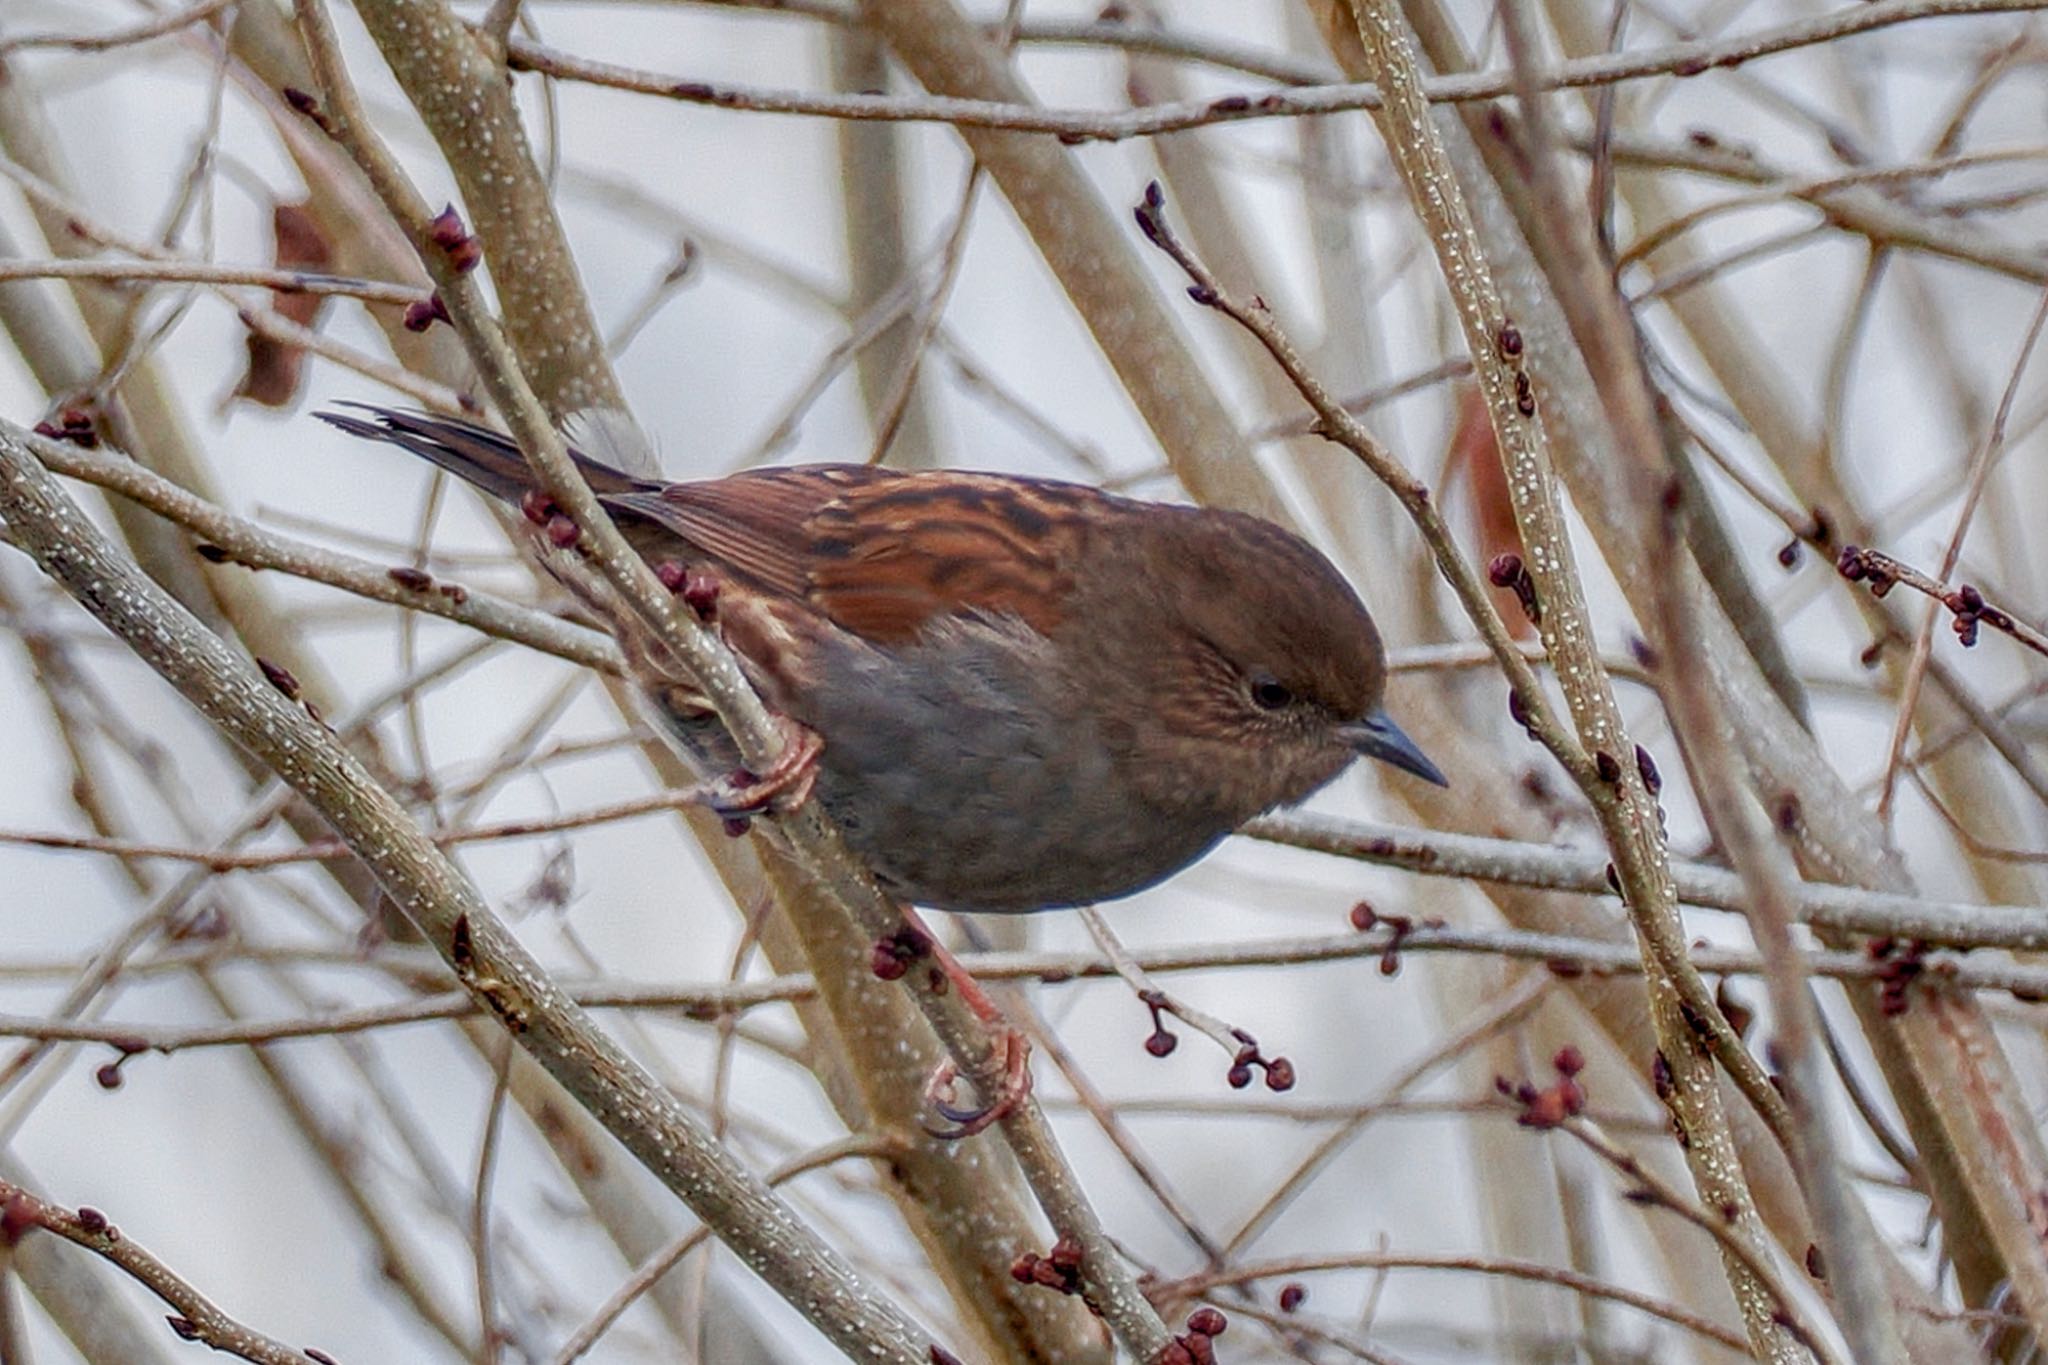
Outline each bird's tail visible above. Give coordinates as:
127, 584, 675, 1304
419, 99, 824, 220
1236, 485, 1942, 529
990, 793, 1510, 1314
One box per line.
317, 403, 652, 505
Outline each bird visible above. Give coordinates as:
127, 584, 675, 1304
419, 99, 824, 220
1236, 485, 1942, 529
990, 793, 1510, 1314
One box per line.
320, 405, 1446, 919
325, 405, 1447, 1133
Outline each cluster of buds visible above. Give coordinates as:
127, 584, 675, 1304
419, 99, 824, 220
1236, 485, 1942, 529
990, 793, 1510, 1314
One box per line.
654, 561, 721, 622
1487, 552, 1541, 625
1138, 989, 1178, 1058
1866, 937, 1928, 1016
1943, 582, 2016, 648
1009, 1234, 1083, 1294
32, 408, 97, 448
403, 293, 451, 333
426, 205, 483, 273
518, 491, 583, 551
1226, 1031, 1294, 1092
386, 566, 469, 605
1157, 1308, 1228, 1365
868, 924, 932, 983
1500, 1046, 1587, 1129
1349, 901, 1422, 978
1835, 545, 1896, 597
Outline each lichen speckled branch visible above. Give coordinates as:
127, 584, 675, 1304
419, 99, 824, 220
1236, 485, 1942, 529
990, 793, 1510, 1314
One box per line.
1137, 153, 1790, 1180
1323, 0, 1807, 1357
217, 6, 1090, 1354
25, 433, 622, 675
290, 3, 1167, 1354
1138, 139, 1803, 1343
0, 1177, 310, 1365
1372, 0, 2048, 1347
1557, 1118, 1845, 1365
344, 0, 622, 419
0, 419, 945, 1363
1496, 0, 1904, 1349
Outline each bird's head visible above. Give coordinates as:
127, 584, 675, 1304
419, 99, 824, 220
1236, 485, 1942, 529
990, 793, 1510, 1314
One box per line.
1080, 506, 1445, 821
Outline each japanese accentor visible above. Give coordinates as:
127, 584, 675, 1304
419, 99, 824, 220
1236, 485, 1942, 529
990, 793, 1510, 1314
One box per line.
322, 406, 1445, 915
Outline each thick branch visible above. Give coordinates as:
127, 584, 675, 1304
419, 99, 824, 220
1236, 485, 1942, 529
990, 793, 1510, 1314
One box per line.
0, 419, 944, 1362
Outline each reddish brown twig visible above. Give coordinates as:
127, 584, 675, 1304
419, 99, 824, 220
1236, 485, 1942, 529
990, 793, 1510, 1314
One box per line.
1837, 545, 2048, 660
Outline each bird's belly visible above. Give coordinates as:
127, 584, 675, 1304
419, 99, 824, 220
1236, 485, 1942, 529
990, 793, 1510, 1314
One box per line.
637, 629, 1236, 913
799, 633, 1228, 914
814, 745, 1225, 915
815, 749, 1228, 916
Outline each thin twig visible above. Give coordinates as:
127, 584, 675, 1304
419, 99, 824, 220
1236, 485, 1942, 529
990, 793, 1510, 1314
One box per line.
549, 1135, 900, 1364
0, 0, 234, 58
0, 417, 943, 1362
1331, 0, 1803, 1353
0, 1178, 320, 1365
28, 433, 619, 674
1870, 284, 2048, 822
0, 922, 2041, 1056
292, 5, 1167, 1352
0, 256, 426, 306
1157, 1250, 1747, 1354
501, 0, 2047, 142
1559, 1117, 1849, 1365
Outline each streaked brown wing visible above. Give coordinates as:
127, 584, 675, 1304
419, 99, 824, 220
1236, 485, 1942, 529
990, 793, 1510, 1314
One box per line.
603, 466, 1086, 644
604, 465, 869, 602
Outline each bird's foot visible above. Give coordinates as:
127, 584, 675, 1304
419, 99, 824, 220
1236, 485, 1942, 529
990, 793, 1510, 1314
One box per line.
701, 715, 824, 834
924, 1029, 1033, 1140
899, 912, 1032, 1139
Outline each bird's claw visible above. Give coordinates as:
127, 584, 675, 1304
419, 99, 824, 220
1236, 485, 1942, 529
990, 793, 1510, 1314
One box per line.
890, 907, 1030, 1137
922, 1030, 1032, 1140
701, 717, 824, 831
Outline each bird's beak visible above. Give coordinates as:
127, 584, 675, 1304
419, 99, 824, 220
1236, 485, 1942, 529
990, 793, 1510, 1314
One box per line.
1339, 710, 1449, 787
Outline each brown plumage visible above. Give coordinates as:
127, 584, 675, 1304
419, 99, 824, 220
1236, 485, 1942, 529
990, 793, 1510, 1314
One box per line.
322, 406, 1444, 914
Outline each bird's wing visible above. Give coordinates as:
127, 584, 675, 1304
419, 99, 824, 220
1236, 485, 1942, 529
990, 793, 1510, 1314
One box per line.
603, 465, 863, 602
319, 405, 650, 505
604, 466, 1087, 644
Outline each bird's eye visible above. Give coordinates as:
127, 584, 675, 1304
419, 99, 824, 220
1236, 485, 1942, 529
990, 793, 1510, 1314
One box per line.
1249, 675, 1293, 711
